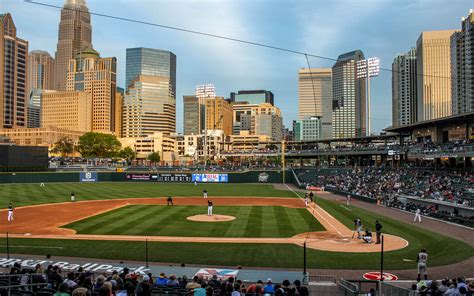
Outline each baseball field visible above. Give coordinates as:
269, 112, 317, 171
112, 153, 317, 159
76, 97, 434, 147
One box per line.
0, 182, 473, 270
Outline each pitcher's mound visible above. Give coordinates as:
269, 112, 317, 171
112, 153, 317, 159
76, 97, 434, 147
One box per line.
186, 214, 235, 222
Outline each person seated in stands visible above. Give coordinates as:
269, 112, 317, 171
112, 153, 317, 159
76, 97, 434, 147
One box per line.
263, 278, 275, 294
63, 272, 78, 289
166, 274, 179, 287
178, 275, 188, 288
54, 283, 70, 296
291, 280, 309, 296
362, 228, 372, 244
186, 276, 201, 289
207, 275, 221, 289
155, 272, 168, 286
135, 275, 151, 296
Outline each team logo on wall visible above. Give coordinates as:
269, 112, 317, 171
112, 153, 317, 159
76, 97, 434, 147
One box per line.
258, 172, 269, 182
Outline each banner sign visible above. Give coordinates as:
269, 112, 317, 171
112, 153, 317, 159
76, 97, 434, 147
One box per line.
80, 172, 98, 182
192, 174, 228, 183
157, 173, 192, 182
0, 257, 149, 275
363, 272, 398, 281
126, 174, 158, 181
194, 269, 239, 280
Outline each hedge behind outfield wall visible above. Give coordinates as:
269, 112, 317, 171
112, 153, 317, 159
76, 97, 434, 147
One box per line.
0, 170, 291, 184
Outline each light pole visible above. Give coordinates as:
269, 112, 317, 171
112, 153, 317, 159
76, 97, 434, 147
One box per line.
357, 57, 380, 136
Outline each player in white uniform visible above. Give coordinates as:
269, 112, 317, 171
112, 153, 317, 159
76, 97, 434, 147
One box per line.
194, 181, 197, 186
304, 193, 308, 206
417, 248, 428, 280
207, 200, 213, 216
40, 182, 45, 187
346, 194, 351, 206
7, 203, 14, 222
414, 208, 422, 223
354, 218, 363, 239
70, 192, 75, 202
203, 189, 208, 199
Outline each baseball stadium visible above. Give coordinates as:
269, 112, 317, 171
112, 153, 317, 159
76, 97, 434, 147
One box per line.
0, 162, 473, 295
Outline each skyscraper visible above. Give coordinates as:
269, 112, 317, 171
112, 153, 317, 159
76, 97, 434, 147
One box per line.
28, 50, 55, 95
54, 0, 92, 91
392, 49, 417, 127
230, 90, 274, 105
125, 48, 176, 93
451, 10, 474, 115
0, 13, 29, 128
123, 48, 177, 137
196, 84, 215, 99
205, 97, 233, 135
416, 30, 457, 122
298, 68, 332, 139
27, 50, 55, 128
183, 95, 203, 135
250, 103, 283, 141
66, 46, 117, 133
293, 116, 322, 141
122, 75, 176, 137
332, 50, 366, 139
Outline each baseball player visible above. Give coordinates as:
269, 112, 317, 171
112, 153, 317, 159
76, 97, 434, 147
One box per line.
346, 194, 351, 206
70, 192, 75, 202
207, 200, 213, 216
194, 181, 197, 186
40, 182, 45, 187
309, 191, 314, 203
354, 218, 363, 239
304, 193, 309, 206
203, 189, 208, 199
167, 196, 173, 206
414, 208, 422, 223
7, 203, 14, 222
417, 248, 428, 280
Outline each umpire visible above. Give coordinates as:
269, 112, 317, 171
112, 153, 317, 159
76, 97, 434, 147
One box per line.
375, 220, 383, 244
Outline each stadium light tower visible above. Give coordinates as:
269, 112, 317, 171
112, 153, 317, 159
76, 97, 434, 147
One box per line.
356, 57, 380, 136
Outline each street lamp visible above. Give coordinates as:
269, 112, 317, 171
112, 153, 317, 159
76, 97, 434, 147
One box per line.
357, 57, 380, 136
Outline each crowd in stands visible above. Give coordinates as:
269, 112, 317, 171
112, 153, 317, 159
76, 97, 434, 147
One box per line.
1, 263, 309, 296
300, 167, 474, 226
412, 277, 474, 295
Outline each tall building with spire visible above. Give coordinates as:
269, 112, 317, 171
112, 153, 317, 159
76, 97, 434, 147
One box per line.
0, 13, 29, 128
54, 0, 92, 91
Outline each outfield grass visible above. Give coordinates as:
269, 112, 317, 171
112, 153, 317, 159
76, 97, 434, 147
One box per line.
0, 183, 296, 208
0, 183, 472, 269
63, 205, 325, 237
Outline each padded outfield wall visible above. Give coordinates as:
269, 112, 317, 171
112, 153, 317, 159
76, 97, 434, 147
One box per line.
0, 170, 292, 184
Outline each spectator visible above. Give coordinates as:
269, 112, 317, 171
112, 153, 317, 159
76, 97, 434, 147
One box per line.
292, 280, 309, 296
263, 279, 275, 294
98, 285, 112, 296
186, 276, 201, 289
72, 287, 88, 296
63, 272, 78, 289
54, 283, 70, 296
166, 274, 179, 287
155, 273, 168, 286
135, 275, 151, 296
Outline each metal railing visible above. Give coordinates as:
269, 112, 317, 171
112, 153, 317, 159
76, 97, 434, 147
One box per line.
337, 279, 359, 296
0, 273, 48, 296
381, 281, 418, 296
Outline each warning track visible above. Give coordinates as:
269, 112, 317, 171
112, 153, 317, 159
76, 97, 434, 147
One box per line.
1, 197, 408, 253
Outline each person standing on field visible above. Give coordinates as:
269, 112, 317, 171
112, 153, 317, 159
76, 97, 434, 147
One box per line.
70, 192, 75, 202
417, 248, 428, 280
375, 220, 382, 244
7, 203, 14, 222
207, 200, 213, 216
414, 208, 422, 223
167, 196, 173, 206
203, 189, 208, 199
346, 194, 351, 206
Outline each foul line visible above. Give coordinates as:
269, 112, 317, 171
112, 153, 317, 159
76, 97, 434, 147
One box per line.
284, 184, 345, 237
0, 245, 63, 249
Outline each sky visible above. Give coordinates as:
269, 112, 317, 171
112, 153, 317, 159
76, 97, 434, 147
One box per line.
2, 0, 472, 134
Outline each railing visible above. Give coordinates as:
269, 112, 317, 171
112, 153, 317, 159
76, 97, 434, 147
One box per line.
381, 281, 418, 296
0, 273, 48, 296
337, 279, 359, 296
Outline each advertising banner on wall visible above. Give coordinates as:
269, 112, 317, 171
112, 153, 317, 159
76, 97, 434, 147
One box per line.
192, 174, 229, 183
80, 172, 98, 182
126, 174, 158, 181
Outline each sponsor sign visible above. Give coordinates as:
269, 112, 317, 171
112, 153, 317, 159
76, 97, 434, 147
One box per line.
192, 174, 228, 183
80, 172, 98, 182
194, 269, 239, 280
126, 174, 157, 181
306, 186, 322, 191
157, 173, 192, 182
258, 172, 269, 182
0, 257, 149, 275
363, 272, 398, 281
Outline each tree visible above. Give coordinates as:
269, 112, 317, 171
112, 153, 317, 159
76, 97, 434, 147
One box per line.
76, 132, 121, 158
265, 144, 278, 151
147, 152, 161, 165
51, 137, 75, 157
118, 147, 137, 162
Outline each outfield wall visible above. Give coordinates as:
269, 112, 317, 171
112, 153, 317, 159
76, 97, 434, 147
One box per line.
0, 170, 292, 184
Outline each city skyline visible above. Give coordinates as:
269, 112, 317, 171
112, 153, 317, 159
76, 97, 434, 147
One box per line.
2, 0, 472, 134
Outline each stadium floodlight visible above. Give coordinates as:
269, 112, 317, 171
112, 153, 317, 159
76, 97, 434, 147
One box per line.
356, 57, 380, 136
